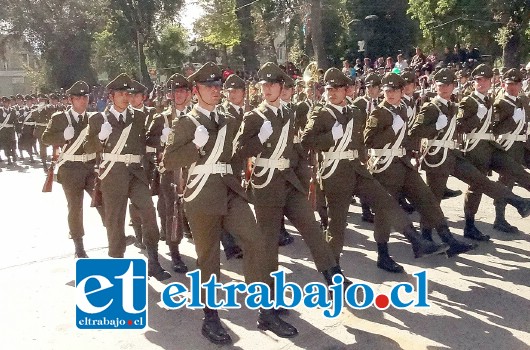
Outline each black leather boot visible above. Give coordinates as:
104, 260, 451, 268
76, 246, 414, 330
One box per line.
376, 243, 404, 273
506, 196, 530, 218
361, 202, 375, 223
421, 228, 433, 242
257, 308, 298, 338
494, 199, 518, 233
463, 216, 490, 241
442, 187, 462, 200
73, 238, 88, 258
202, 308, 232, 345
132, 225, 146, 249
398, 194, 415, 214
438, 225, 477, 257
404, 225, 449, 258
147, 247, 171, 281
278, 217, 294, 246
169, 245, 188, 273
321, 265, 353, 287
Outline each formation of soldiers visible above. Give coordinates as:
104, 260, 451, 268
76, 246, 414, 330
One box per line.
8, 59, 530, 345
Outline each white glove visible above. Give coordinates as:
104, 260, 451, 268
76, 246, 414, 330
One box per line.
192, 125, 209, 148
392, 115, 405, 134
331, 122, 344, 140
98, 122, 112, 140
160, 127, 171, 144
258, 120, 273, 144
435, 114, 448, 130
512, 108, 525, 123
63, 126, 75, 141
477, 103, 488, 120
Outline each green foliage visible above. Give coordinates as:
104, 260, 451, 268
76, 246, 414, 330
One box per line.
146, 24, 189, 75
194, 0, 241, 48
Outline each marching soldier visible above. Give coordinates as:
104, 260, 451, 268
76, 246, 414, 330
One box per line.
33, 93, 53, 171
364, 73, 475, 258
301, 68, 448, 272
146, 73, 191, 273
235, 63, 351, 309
128, 80, 159, 247
42, 81, 105, 258
492, 69, 530, 233
0, 97, 18, 164
18, 95, 36, 162
352, 73, 382, 221
162, 62, 287, 344
83, 73, 170, 281
408, 69, 530, 241
458, 64, 530, 240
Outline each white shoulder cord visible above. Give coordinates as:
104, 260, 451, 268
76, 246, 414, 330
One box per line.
320, 107, 354, 180
463, 95, 492, 152
369, 107, 406, 174
422, 102, 457, 168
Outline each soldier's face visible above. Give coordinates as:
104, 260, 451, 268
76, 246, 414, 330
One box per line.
436, 83, 454, 100
280, 87, 293, 102
110, 90, 130, 111
474, 77, 492, 93
196, 83, 221, 107
129, 93, 145, 108
504, 82, 522, 97
346, 85, 355, 98
366, 86, 380, 99
383, 88, 403, 105
70, 95, 89, 113
227, 88, 245, 106
403, 83, 415, 96
173, 88, 189, 106
261, 82, 282, 103
326, 86, 347, 105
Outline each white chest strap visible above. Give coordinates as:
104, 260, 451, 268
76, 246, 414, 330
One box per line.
250, 108, 291, 189
320, 107, 354, 180
422, 103, 457, 168
185, 115, 228, 202
464, 95, 493, 152
98, 113, 133, 180
496, 98, 527, 151
369, 107, 407, 173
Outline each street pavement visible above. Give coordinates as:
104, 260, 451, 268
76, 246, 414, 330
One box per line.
1, 159, 530, 350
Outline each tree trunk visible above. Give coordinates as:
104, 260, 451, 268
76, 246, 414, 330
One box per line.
235, 0, 259, 72
310, 0, 327, 69
502, 27, 521, 69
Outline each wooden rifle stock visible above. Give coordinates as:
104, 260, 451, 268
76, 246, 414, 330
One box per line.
90, 155, 103, 208
42, 146, 59, 192
171, 168, 185, 242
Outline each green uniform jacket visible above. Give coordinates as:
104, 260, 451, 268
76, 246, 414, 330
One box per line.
83, 108, 150, 189
409, 98, 462, 175
0, 107, 18, 148
235, 102, 306, 207
42, 110, 96, 184
162, 106, 246, 215
32, 105, 54, 138
301, 104, 372, 194
364, 101, 416, 170
222, 101, 245, 126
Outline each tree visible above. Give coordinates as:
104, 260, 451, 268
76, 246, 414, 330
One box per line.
235, 0, 260, 71
310, 0, 328, 69
1, 0, 105, 89
408, 0, 529, 67
147, 24, 188, 76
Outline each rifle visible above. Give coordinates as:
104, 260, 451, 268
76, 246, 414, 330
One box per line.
244, 80, 250, 113
150, 152, 161, 196
307, 150, 318, 210
171, 167, 185, 242
90, 154, 103, 208
42, 146, 59, 192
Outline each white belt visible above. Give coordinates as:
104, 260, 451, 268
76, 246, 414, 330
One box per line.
369, 148, 406, 158
293, 135, 301, 144
101, 153, 142, 164
323, 149, 359, 160
467, 132, 495, 141
191, 162, 232, 176
497, 134, 527, 142
146, 146, 157, 153
254, 157, 291, 170
60, 153, 97, 162
427, 140, 458, 149
35, 122, 47, 127
0, 124, 14, 128
24, 122, 35, 126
